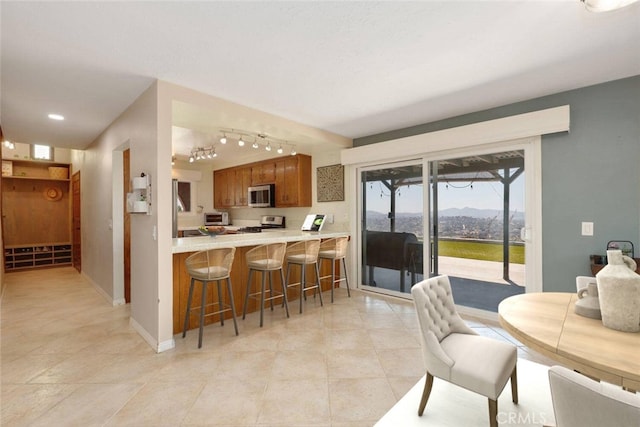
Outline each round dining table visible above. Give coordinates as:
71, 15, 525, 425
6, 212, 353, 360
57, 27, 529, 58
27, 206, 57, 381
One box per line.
498, 292, 640, 390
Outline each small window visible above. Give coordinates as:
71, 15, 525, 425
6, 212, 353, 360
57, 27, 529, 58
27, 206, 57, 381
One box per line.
31, 144, 53, 160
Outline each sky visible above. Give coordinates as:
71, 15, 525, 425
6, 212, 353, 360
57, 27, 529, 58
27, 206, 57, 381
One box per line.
366, 174, 525, 214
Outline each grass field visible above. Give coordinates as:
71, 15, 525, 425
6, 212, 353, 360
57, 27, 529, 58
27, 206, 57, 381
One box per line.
438, 240, 525, 264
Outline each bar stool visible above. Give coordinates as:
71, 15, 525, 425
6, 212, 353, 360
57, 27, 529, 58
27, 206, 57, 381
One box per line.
242, 242, 290, 327
182, 247, 238, 348
285, 239, 323, 313
318, 237, 350, 303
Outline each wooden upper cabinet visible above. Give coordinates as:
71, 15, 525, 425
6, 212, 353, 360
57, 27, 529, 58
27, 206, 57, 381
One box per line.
275, 154, 311, 207
214, 154, 311, 209
213, 169, 234, 208
234, 167, 251, 206
251, 162, 276, 185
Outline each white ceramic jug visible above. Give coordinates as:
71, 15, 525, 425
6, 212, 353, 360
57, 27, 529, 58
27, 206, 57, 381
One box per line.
595, 250, 640, 332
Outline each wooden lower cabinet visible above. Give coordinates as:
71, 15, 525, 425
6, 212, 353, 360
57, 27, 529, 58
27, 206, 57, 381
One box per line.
173, 243, 340, 334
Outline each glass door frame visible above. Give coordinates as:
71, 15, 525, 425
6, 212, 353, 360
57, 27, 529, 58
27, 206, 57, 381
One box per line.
353, 136, 543, 300
358, 158, 426, 297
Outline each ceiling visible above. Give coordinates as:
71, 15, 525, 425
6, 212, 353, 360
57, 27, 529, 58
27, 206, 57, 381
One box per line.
1, 1, 639, 160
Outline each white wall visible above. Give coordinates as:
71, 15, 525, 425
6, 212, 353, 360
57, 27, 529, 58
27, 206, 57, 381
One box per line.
72, 82, 164, 349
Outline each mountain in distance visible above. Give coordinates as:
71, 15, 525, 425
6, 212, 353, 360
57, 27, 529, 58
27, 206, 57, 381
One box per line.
439, 207, 524, 220
366, 207, 525, 220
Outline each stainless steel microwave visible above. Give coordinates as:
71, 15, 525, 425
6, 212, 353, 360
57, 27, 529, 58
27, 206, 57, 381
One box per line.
248, 184, 275, 208
204, 212, 229, 226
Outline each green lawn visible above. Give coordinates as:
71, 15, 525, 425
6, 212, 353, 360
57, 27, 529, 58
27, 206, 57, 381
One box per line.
438, 240, 525, 264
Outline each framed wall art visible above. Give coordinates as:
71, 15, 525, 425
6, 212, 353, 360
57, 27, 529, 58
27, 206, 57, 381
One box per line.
317, 164, 344, 202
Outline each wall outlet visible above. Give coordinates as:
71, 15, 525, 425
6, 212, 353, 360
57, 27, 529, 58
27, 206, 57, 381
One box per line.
581, 222, 594, 236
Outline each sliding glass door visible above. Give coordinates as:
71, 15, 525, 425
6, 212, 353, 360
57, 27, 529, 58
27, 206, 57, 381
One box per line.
358, 145, 533, 312
429, 150, 526, 311
360, 161, 424, 295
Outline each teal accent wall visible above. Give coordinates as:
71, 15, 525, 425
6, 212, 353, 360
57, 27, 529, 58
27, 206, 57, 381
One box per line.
354, 76, 640, 292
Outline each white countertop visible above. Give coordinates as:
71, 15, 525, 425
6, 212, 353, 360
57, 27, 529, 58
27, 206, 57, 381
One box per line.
172, 229, 349, 254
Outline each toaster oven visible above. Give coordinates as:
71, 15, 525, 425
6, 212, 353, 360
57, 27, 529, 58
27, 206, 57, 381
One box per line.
204, 212, 229, 226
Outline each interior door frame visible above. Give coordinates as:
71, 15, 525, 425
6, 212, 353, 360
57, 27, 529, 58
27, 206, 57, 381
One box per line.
111, 140, 130, 306
72, 171, 81, 272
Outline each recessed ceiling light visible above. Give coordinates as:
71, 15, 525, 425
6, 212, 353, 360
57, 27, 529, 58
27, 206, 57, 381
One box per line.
48, 113, 65, 121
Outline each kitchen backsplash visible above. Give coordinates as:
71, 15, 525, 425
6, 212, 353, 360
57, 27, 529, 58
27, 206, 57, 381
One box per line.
178, 206, 347, 231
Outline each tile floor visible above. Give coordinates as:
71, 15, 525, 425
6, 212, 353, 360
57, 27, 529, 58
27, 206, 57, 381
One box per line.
1, 267, 554, 426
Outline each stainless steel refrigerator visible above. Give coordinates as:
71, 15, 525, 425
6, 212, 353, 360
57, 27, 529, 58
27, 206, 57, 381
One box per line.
172, 179, 178, 238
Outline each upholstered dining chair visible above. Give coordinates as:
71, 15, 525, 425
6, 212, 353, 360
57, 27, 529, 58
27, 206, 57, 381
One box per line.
548, 365, 640, 427
411, 275, 518, 427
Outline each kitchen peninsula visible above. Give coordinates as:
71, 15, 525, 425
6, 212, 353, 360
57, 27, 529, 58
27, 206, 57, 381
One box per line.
172, 229, 349, 333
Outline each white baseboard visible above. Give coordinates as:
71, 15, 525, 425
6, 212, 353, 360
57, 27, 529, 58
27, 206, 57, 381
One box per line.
81, 271, 126, 307
82, 272, 114, 304
129, 316, 175, 353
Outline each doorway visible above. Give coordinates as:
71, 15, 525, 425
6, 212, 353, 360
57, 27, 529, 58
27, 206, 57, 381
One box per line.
358, 141, 540, 312
429, 149, 526, 311
123, 149, 131, 303
360, 160, 424, 295
72, 171, 81, 272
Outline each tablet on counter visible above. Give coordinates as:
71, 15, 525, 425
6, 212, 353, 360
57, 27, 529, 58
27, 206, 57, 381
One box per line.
301, 214, 326, 232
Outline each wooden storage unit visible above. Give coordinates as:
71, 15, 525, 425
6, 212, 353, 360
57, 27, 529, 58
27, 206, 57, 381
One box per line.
4, 243, 72, 270
213, 154, 312, 209
1, 159, 72, 271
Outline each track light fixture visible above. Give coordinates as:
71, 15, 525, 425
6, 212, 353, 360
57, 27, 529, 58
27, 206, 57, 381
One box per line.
181, 129, 299, 162
189, 146, 217, 162
216, 128, 298, 157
